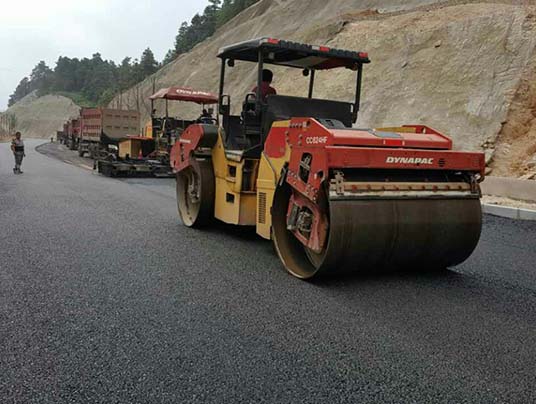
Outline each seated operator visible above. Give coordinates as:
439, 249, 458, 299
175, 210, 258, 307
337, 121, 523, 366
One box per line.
198, 108, 215, 124
251, 69, 276, 102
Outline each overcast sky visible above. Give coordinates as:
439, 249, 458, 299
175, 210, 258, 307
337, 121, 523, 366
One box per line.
0, 0, 210, 110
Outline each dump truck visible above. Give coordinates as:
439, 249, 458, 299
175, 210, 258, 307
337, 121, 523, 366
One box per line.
78, 108, 140, 159
59, 122, 69, 145
170, 37, 485, 279
66, 118, 80, 150
95, 88, 218, 178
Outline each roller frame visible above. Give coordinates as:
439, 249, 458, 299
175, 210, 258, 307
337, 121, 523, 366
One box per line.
264, 118, 485, 277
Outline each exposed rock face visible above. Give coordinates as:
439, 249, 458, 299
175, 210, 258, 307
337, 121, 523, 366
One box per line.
2, 92, 80, 139
110, 0, 449, 121
492, 58, 536, 177
111, 0, 536, 173
333, 4, 536, 153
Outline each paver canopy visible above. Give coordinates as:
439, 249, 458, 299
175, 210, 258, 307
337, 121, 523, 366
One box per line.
149, 87, 218, 104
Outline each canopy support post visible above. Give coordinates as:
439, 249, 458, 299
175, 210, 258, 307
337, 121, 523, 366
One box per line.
353, 64, 363, 124
308, 70, 315, 99
256, 49, 264, 114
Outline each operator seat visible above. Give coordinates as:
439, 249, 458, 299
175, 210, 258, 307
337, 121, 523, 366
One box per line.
241, 93, 262, 148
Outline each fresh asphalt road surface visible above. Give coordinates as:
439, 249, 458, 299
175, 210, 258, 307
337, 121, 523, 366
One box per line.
1, 140, 535, 403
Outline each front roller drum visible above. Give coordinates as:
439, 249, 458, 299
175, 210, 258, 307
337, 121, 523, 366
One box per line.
272, 184, 482, 279
176, 158, 215, 227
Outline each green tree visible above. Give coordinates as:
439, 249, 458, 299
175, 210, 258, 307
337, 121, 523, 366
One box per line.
166, 0, 258, 62
81, 53, 117, 103
117, 57, 134, 89
7, 1, 260, 108
217, 0, 235, 26
53, 56, 77, 92
97, 88, 118, 106
30, 61, 54, 95
217, 0, 258, 27
162, 49, 177, 66
8, 77, 31, 106
139, 48, 158, 77
174, 22, 191, 55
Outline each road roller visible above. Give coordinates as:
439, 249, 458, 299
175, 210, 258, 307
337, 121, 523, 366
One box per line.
170, 37, 485, 279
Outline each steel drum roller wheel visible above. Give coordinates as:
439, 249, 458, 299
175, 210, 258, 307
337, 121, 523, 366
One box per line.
176, 158, 215, 227
272, 182, 483, 279
272, 183, 323, 279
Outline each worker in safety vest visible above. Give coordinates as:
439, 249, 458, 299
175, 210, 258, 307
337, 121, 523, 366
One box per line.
11, 131, 25, 174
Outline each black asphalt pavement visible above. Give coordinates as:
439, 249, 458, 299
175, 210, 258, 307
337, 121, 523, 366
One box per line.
1, 140, 535, 403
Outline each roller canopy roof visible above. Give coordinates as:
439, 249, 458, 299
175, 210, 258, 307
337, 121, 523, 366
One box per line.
149, 87, 218, 104
217, 37, 370, 70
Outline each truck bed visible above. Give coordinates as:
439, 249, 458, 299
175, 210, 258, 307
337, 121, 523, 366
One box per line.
80, 108, 140, 143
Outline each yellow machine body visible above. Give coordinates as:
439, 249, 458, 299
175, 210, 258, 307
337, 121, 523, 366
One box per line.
255, 121, 291, 239
209, 121, 291, 238
143, 120, 154, 138
211, 130, 259, 226
118, 139, 142, 159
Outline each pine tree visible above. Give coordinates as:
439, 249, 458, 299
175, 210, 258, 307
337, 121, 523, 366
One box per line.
162, 49, 177, 66
118, 57, 133, 89
139, 48, 158, 77
30, 61, 54, 96
7, 1, 260, 108
8, 77, 31, 106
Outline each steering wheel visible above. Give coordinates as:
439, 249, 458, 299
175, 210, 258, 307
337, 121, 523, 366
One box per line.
199, 117, 217, 124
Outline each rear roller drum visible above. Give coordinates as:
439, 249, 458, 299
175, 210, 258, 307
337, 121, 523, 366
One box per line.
176, 158, 215, 227
272, 184, 325, 279
272, 183, 483, 279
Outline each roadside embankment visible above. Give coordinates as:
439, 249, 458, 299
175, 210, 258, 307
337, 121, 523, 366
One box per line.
482, 176, 536, 220
482, 176, 536, 202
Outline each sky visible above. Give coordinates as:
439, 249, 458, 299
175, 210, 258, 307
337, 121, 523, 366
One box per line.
0, 0, 210, 110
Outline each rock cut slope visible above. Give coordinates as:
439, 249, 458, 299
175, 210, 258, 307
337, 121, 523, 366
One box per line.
111, 0, 536, 176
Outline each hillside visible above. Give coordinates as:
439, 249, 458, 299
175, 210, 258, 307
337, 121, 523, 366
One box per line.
111, 0, 536, 177
4, 0, 536, 176
1, 91, 80, 139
